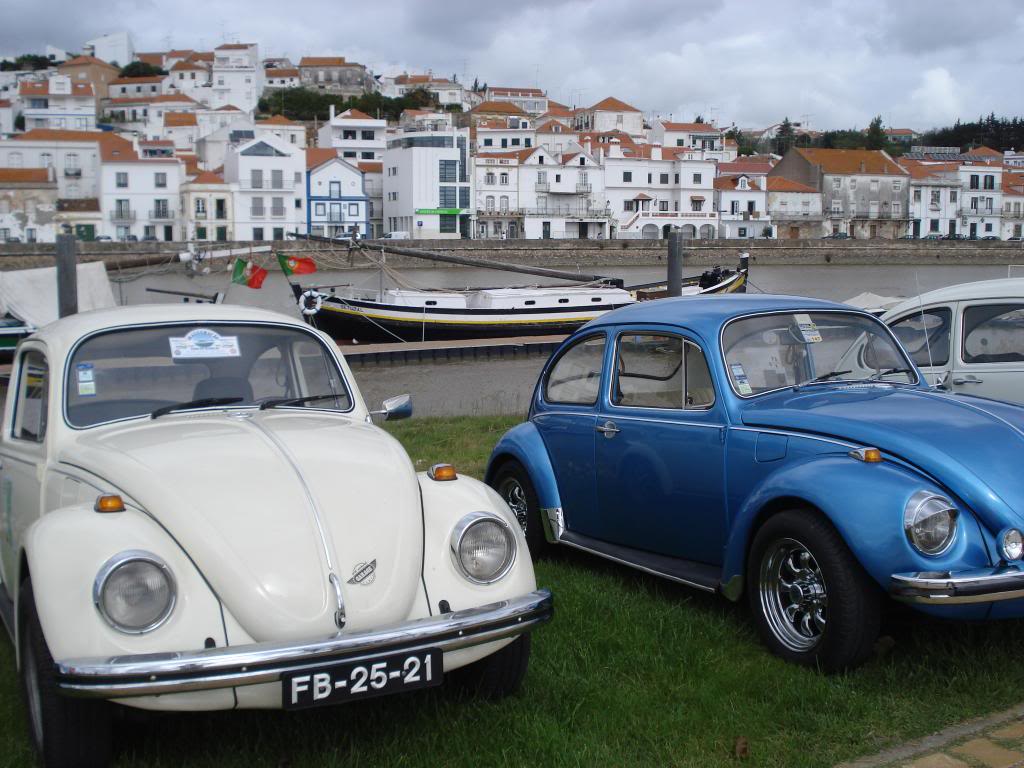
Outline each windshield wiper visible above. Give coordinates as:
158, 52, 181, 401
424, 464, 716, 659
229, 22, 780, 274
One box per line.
807, 369, 852, 384
151, 397, 243, 419
260, 393, 343, 410
870, 367, 915, 380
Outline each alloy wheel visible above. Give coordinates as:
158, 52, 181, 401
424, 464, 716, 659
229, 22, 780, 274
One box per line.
758, 537, 828, 652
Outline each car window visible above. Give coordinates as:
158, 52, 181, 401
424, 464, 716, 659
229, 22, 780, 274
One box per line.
545, 334, 605, 405
66, 324, 352, 427
686, 343, 716, 408
962, 304, 1024, 364
13, 350, 48, 442
888, 308, 952, 367
612, 334, 716, 410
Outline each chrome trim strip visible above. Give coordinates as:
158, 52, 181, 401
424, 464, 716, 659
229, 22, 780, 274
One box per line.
557, 538, 717, 594
55, 589, 553, 698
727, 426, 859, 451
890, 566, 1024, 604
540, 507, 564, 543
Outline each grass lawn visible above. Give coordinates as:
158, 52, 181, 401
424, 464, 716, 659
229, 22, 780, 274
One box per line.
2, 415, 1024, 766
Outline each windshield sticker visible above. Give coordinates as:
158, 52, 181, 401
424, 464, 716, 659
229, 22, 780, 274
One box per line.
730, 363, 753, 395
76, 363, 96, 397
169, 329, 241, 359
794, 314, 822, 343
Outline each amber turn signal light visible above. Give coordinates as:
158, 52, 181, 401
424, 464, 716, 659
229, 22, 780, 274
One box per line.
428, 463, 458, 481
94, 494, 126, 513
848, 447, 883, 463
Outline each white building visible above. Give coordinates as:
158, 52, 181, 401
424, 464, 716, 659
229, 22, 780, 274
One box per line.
161, 111, 199, 151
474, 151, 522, 239
0, 167, 58, 243
263, 68, 300, 90
1002, 171, 1024, 240
358, 161, 383, 238
959, 159, 1003, 239
83, 31, 134, 67
99, 143, 184, 241
534, 117, 578, 155
902, 160, 961, 238
574, 97, 644, 137
181, 170, 234, 242
317, 106, 386, 163
649, 120, 736, 162
168, 59, 212, 103
1, 128, 111, 200
383, 126, 472, 239
765, 176, 824, 239
0, 100, 13, 135
484, 86, 548, 115
19, 76, 96, 131
109, 75, 168, 99
142, 94, 199, 138
223, 133, 305, 241
306, 147, 370, 238
475, 116, 536, 152
380, 73, 469, 110
714, 174, 771, 239
210, 43, 263, 114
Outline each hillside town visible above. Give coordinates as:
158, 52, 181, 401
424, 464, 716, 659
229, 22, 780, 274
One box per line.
1, 32, 1023, 245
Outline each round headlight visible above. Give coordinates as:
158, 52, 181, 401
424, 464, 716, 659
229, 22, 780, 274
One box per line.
904, 491, 958, 556
1000, 528, 1024, 561
450, 513, 516, 584
94, 551, 176, 633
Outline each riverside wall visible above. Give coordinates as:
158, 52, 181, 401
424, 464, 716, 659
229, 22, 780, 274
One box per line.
1, 238, 1024, 273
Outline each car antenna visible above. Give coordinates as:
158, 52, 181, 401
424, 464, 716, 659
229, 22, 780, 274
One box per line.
914, 271, 935, 374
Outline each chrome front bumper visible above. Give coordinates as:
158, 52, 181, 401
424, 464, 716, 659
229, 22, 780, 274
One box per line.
891, 566, 1024, 604
56, 589, 553, 698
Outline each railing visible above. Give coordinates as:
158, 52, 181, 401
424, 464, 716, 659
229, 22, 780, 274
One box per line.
251, 207, 265, 218
963, 207, 995, 216
520, 206, 611, 217
109, 210, 135, 222
194, 210, 207, 219
148, 209, 174, 220
576, 183, 592, 193
535, 182, 550, 192
239, 180, 294, 191
270, 207, 286, 218
64, 167, 82, 178
214, 211, 228, 220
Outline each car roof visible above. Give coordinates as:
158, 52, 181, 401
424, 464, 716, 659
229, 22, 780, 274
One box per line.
28, 303, 310, 352
883, 278, 1024, 319
583, 294, 856, 336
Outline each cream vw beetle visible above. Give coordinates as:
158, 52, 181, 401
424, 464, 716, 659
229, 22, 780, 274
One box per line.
0, 304, 552, 768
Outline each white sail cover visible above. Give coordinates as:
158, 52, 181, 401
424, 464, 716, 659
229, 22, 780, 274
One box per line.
0, 262, 116, 328
844, 291, 903, 314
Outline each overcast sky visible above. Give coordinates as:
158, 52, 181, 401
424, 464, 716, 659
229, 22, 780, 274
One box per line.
6, 0, 1024, 132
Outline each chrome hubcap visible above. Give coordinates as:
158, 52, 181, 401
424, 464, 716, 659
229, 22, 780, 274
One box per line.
759, 538, 827, 652
499, 478, 529, 533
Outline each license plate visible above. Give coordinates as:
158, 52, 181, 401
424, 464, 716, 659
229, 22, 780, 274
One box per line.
282, 648, 442, 710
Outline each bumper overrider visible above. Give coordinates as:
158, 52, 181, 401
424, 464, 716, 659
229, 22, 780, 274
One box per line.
55, 589, 553, 698
891, 566, 1024, 604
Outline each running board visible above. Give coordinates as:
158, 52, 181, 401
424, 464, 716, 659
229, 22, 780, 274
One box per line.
558, 531, 720, 594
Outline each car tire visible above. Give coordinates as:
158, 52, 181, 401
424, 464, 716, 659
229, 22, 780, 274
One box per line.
452, 634, 531, 700
747, 509, 881, 673
18, 580, 113, 768
491, 461, 550, 556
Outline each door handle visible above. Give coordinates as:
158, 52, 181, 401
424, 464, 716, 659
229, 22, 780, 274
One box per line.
595, 420, 620, 438
952, 376, 983, 385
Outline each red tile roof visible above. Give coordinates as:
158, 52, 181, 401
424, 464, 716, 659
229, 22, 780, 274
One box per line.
357, 161, 382, 174
111, 76, 165, 85
337, 108, 373, 120
265, 68, 299, 77
964, 145, 1002, 158
470, 101, 527, 115
589, 96, 640, 113
189, 170, 226, 184
300, 56, 349, 67
0, 100, 10, 108
659, 121, 720, 132
151, 93, 198, 104
713, 175, 762, 190
135, 52, 166, 67
164, 111, 198, 127
0, 168, 51, 184
306, 147, 339, 170
259, 114, 300, 126
19, 80, 94, 97
489, 86, 545, 97
764, 176, 818, 193
795, 148, 906, 175
170, 60, 205, 71
59, 55, 118, 70
215, 104, 242, 112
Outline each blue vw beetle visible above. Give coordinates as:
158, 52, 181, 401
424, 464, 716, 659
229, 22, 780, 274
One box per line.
486, 294, 1024, 671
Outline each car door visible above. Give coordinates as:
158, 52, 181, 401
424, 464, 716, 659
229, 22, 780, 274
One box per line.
954, 300, 1024, 403
0, 347, 50, 590
532, 332, 607, 537
886, 304, 954, 387
593, 329, 726, 564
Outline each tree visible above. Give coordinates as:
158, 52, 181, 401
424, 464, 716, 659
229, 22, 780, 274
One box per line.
472, 77, 479, 92
865, 115, 886, 150
14, 113, 25, 131
694, 114, 705, 123
119, 61, 167, 78
774, 117, 795, 155
0, 53, 51, 72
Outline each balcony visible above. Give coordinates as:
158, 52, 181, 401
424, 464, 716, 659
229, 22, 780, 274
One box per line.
109, 209, 135, 222
270, 207, 286, 218
149, 209, 175, 221
239, 180, 294, 191
576, 183, 592, 193
64, 167, 82, 178
535, 182, 550, 192
251, 207, 266, 218
521, 205, 611, 218
194, 210, 207, 219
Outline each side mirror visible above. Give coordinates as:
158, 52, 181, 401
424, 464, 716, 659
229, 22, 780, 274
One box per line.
932, 371, 951, 391
369, 393, 413, 421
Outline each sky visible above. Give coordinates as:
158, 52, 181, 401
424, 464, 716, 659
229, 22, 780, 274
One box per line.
6, 0, 1024, 132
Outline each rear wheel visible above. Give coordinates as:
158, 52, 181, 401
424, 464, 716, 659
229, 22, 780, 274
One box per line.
491, 462, 549, 556
19, 580, 113, 768
747, 509, 880, 673
452, 634, 531, 700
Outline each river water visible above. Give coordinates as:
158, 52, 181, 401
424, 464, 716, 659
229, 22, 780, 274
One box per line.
113, 261, 1022, 417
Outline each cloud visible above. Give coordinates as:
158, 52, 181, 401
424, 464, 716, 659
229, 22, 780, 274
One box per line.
909, 68, 962, 126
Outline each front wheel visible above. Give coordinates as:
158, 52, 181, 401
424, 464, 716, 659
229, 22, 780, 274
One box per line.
747, 509, 880, 673
19, 580, 113, 768
491, 462, 549, 556
451, 634, 531, 700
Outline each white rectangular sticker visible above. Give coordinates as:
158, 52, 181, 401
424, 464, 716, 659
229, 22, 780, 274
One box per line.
730, 363, 753, 395
169, 329, 240, 359
794, 314, 822, 343
76, 363, 96, 397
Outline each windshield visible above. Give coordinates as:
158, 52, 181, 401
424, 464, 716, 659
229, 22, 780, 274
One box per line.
66, 323, 352, 427
721, 311, 917, 397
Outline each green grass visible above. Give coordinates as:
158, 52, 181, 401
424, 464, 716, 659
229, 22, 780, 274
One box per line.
2, 415, 1024, 766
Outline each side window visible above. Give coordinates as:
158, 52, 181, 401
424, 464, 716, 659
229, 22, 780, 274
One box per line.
544, 335, 606, 405
888, 308, 952, 367
612, 334, 716, 410
962, 304, 1024, 364
685, 342, 716, 409
294, 340, 352, 410
14, 350, 48, 442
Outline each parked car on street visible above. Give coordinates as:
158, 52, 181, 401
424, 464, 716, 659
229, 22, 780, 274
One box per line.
942, 233, 967, 241
0, 304, 552, 768
921, 233, 944, 240
821, 232, 851, 240
487, 294, 1024, 673
882, 278, 1024, 403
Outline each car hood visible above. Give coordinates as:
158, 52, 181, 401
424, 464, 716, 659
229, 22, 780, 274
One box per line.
60, 409, 423, 642
740, 385, 1024, 531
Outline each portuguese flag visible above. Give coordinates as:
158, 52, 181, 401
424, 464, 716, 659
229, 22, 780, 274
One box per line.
277, 252, 317, 276
231, 259, 268, 289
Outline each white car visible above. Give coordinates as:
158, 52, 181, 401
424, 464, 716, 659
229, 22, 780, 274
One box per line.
0, 304, 552, 768
882, 278, 1024, 403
